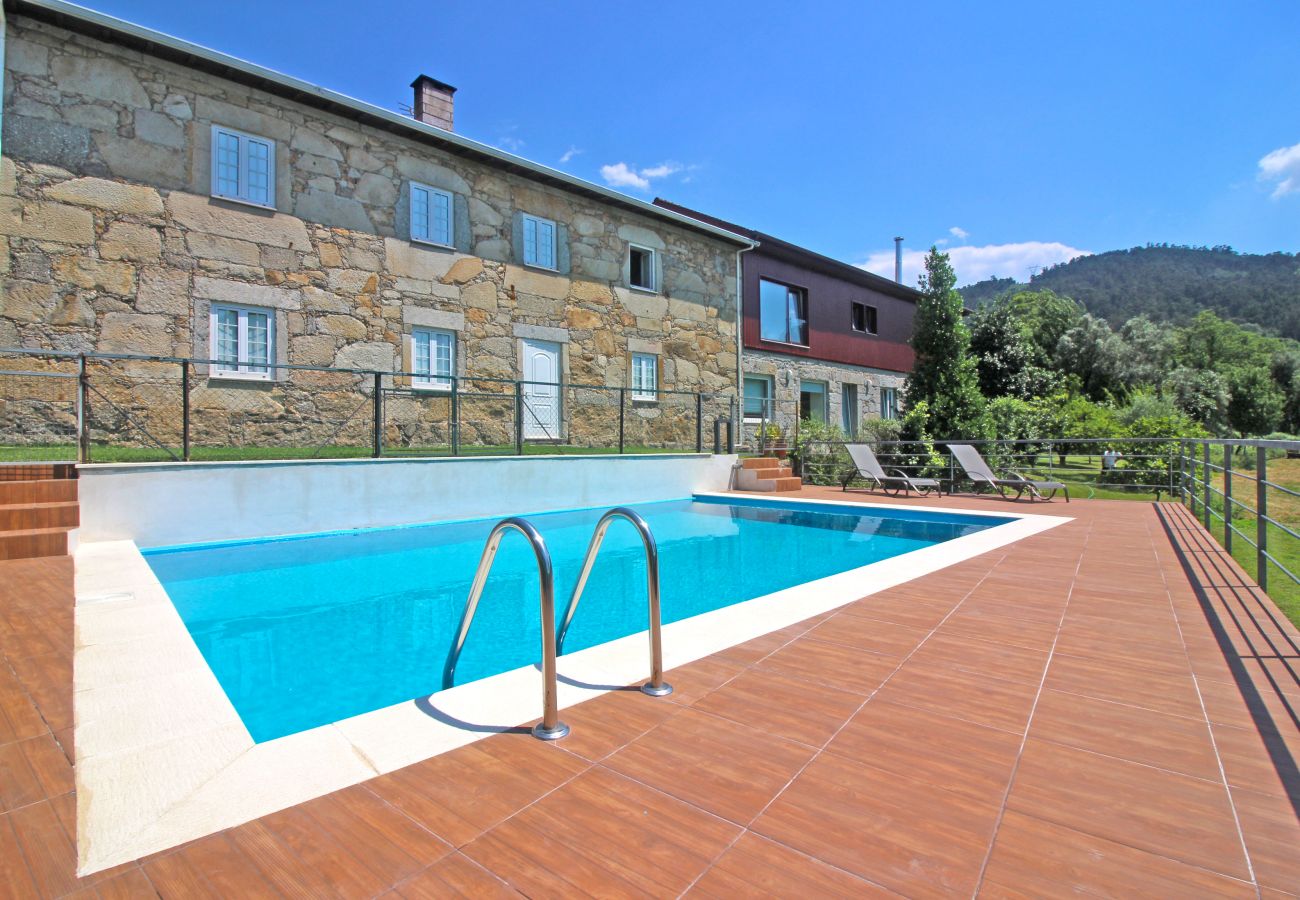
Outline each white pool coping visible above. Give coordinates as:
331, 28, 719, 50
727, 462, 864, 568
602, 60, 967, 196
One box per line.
72, 493, 1069, 874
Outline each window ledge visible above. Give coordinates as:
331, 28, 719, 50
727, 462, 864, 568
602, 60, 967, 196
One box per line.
410, 383, 454, 394
208, 372, 275, 384
521, 262, 560, 274
210, 194, 277, 213
758, 338, 811, 350
410, 238, 456, 252
628, 284, 659, 295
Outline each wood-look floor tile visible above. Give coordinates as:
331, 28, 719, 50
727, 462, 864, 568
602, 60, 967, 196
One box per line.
255, 802, 396, 898
1211, 723, 1299, 799
1028, 689, 1222, 780
1005, 740, 1250, 880
754, 637, 897, 696
225, 820, 346, 897
979, 809, 1256, 899
688, 831, 895, 898
691, 666, 863, 747
806, 612, 931, 658
1043, 653, 1205, 719
661, 655, 749, 707
173, 834, 280, 899
1230, 786, 1300, 894
0, 732, 72, 812
840, 594, 956, 630
85, 866, 159, 899
142, 847, 226, 898
545, 686, 681, 762
603, 707, 816, 824
5, 796, 79, 898
0, 812, 39, 898
873, 663, 1037, 733
463, 767, 741, 897
300, 784, 450, 884
752, 751, 1001, 899
939, 607, 1060, 651
366, 731, 590, 847
826, 699, 1021, 804
904, 632, 1051, 685
395, 852, 521, 899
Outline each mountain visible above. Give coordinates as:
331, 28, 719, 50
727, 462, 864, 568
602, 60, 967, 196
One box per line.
958, 245, 1300, 339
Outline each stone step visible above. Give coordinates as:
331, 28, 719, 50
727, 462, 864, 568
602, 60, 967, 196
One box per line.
0, 479, 79, 505
0, 501, 80, 531
0, 527, 74, 561
741, 457, 788, 470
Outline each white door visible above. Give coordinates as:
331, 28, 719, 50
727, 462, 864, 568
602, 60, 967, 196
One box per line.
521, 338, 562, 440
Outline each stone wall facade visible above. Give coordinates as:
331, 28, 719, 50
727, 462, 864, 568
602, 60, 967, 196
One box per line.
0, 13, 741, 452
742, 350, 905, 440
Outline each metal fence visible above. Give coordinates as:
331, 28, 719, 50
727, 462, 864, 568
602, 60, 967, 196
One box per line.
796, 435, 1300, 600
0, 347, 739, 463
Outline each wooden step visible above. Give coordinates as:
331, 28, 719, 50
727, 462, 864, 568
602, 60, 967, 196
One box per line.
0, 501, 79, 531
771, 476, 803, 492
0, 527, 74, 561
747, 467, 790, 481
0, 479, 79, 505
0, 463, 77, 482
741, 457, 787, 470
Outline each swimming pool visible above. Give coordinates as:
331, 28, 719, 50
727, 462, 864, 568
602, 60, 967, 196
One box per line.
143, 496, 1012, 742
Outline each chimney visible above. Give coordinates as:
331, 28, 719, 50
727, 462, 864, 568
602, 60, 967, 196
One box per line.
893, 236, 904, 283
411, 75, 456, 131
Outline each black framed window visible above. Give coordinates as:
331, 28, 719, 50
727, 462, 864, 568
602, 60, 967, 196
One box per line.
852, 302, 877, 334
759, 278, 808, 345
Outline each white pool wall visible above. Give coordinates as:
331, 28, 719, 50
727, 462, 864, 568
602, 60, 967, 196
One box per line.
76, 453, 738, 547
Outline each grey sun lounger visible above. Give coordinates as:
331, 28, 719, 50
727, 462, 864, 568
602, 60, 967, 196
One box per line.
840, 444, 942, 496
947, 443, 1069, 502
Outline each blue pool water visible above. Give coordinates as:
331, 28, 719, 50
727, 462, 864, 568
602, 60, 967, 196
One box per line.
143, 497, 1011, 742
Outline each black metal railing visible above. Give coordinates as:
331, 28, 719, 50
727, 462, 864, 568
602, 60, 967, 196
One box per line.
0, 347, 738, 463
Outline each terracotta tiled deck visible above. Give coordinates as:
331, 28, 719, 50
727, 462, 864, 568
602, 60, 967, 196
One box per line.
2, 489, 1299, 897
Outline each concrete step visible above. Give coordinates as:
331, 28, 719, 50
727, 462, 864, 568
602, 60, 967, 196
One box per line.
0, 501, 80, 531
0, 526, 74, 561
0, 479, 79, 505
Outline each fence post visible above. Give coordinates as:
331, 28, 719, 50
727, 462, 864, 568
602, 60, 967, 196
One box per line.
695, 393, 703, 453
514, 381, 524, 456
76, 354, 90, 464
1202, 442, 1211, 530
450, 376, 460, 457
1257, 446, 1268, 593
617, 387, 625, 454
181, 361, 191, 462
1223, 444, 1232, 555
371, 371, 383, 458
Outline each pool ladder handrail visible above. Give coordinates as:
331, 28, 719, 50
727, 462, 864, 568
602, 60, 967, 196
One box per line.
557, 507, 673, 697
442, 517, 569, 741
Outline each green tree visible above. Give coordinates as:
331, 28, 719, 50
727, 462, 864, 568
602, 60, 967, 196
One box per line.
1003, 290, 1083, 359
1054, 314, 1130, 400
906, 248, 984, 437
969, 301, 1056, 399
1226, 367, 1285, 435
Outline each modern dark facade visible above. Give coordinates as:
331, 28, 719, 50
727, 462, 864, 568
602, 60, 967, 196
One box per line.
655, 199, 920, 439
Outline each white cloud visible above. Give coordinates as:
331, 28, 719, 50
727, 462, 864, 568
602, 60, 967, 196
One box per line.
1258, 141, 1300, 198
559, 146, 582, 164
497, 134, 525, 153
640, 162, 681, 179
860, 240, 1092, 288
599, 162, 650, 190
599, 161, 685, 191
949, 226, 969, 240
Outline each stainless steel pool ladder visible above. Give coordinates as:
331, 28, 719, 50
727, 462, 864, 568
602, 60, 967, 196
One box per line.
557, 507, 673, 697
442, 517, 570, 741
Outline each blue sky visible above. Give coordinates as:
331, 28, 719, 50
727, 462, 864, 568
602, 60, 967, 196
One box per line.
84, 0, 1300, 286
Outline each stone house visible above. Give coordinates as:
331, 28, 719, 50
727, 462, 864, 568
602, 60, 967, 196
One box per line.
0, 0, 749, 452
654, 200, 918, 442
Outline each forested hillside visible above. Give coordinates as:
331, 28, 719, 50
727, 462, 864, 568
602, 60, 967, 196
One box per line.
959, 245, 1300, 339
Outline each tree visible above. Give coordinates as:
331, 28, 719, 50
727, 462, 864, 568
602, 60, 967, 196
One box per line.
1003, 290, 1083, 360
1226, 367, 1285, 435
1166, 367, 1229, 430
1119, 315, 1172, 389
906, 248, 984, 438
1053, 314, 1129, 400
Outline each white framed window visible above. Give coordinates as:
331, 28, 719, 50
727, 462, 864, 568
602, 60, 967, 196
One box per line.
881, 386, 899, 420
210, 304, 274, 379
630, 352, 657, 400
629, 245, 656, 291
413, 328, 456, 390
210, 125, 275, 208
522, 213, 557, 269
410, 182, 454, 247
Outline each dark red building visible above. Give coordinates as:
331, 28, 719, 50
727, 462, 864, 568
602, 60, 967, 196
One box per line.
655, 199, 919, 437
